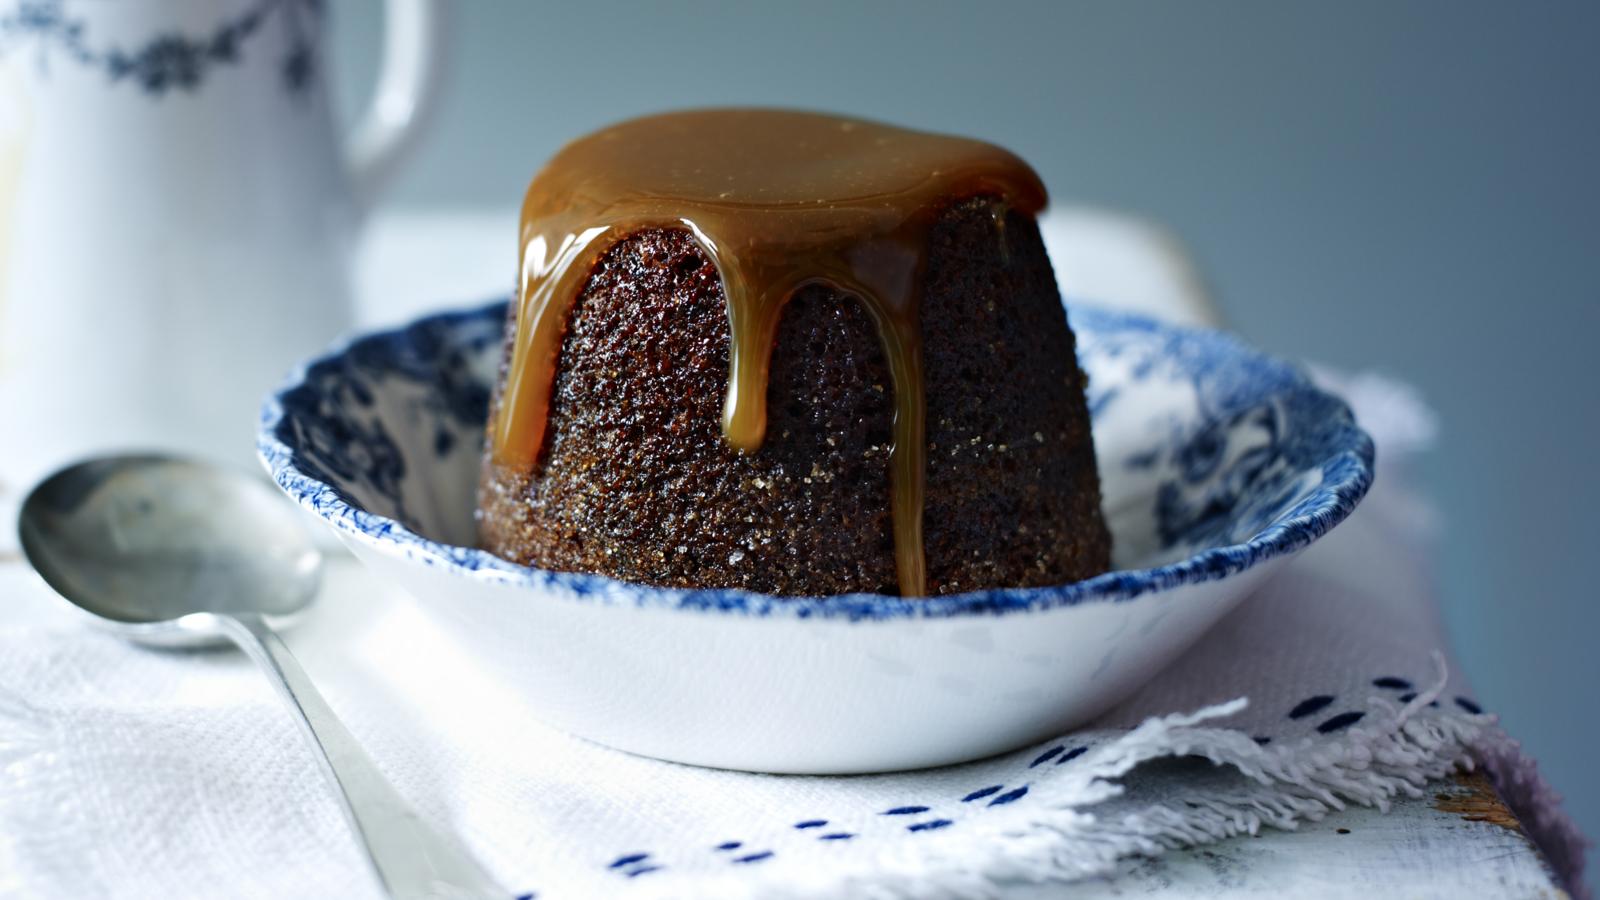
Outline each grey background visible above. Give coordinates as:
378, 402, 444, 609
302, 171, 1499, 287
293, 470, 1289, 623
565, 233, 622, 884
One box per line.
332, 0, 1599, 882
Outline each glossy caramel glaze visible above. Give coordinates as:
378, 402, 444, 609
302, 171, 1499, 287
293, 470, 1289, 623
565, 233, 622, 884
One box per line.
491, 109, 1048, 596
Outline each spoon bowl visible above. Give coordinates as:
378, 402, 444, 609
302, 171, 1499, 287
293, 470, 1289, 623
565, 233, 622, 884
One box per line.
17, 454, 320, 646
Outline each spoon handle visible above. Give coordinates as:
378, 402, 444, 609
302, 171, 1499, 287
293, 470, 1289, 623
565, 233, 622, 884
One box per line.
220, 613, 505, 900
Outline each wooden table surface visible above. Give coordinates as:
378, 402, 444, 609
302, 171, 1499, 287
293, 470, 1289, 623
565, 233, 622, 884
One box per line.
1022, 773, 1564, 898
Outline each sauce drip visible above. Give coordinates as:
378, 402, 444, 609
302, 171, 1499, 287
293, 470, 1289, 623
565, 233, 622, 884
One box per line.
492, 109, 1047, 596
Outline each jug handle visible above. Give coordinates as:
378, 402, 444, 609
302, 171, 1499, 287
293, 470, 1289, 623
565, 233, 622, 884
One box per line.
345, 0, 450, 214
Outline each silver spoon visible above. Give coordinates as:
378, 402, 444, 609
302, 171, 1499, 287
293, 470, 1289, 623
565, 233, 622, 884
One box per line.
17, 453, 504, 899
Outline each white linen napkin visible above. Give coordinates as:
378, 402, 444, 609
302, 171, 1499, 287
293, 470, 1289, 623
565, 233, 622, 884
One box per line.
0, 376, 1583, 899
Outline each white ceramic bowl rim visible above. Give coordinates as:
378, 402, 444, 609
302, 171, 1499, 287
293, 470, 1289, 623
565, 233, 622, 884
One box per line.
258, 299, 1374, 622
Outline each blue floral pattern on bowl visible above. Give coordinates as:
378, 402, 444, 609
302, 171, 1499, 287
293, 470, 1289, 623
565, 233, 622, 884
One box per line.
258, 299, 1374, 621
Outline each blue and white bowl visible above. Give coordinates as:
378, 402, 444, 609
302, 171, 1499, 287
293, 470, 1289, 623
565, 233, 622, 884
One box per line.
259, 300, 1373, 774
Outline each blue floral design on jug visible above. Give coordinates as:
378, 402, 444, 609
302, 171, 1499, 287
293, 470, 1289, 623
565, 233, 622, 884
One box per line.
0, 0, 322, 96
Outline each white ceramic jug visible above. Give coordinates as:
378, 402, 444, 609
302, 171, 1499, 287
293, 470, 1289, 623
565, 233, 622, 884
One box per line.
0, 0, 445, 489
